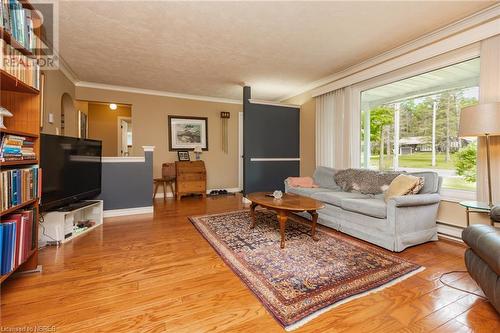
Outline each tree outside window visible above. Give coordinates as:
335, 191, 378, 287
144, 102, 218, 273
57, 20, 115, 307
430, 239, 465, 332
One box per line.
361, 58, 479, 192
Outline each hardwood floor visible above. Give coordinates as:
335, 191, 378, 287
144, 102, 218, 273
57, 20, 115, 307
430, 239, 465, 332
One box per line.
1, 194, 499, 332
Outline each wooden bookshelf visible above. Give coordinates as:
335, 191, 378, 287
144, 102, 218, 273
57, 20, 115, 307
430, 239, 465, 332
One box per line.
0, 128, 39, 138
0, 267, 16, 283
0, 159, 38, 167
0, 69, 40, 94
1, 0, 41, 283
0, 245, 36, 283
0, 27, 36, 58
0, 199, 38, 217
18, 0, 36, 11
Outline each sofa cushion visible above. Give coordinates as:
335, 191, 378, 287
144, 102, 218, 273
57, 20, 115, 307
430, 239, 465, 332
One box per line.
313, 166, 341, 190
341, 198, 387, 219
334, 168, 402, 194
287, 186, 331, 197
311, 191, 370, 207
407, 171, 440, 194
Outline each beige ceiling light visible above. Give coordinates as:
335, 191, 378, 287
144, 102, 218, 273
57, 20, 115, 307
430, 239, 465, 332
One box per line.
109, 103, 117, 110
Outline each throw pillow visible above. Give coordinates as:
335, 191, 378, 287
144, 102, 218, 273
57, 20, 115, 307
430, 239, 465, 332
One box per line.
408, 176, 425, 194
384, 174, 424, 202
287, 177, 318, 188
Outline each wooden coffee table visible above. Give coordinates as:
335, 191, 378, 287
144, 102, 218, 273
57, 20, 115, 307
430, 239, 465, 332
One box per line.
246, 192, 325, 249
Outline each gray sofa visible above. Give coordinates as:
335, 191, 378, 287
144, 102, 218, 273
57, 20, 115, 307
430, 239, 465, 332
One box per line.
285, 166, 442, 252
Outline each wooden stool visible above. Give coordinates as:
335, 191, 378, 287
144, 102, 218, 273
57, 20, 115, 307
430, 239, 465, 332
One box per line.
153, 163, 176, 200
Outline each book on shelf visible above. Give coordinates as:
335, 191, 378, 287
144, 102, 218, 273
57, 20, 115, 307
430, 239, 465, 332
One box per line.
1, 206, 36, 275
0, 134, 36, 161
0, 38, 40, 89
0, 165, 40, 211
0, 0, 38, 52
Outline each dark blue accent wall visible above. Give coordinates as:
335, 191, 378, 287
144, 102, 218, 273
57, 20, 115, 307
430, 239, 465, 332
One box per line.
243, 86, 300, 194
96, 151, 153, 210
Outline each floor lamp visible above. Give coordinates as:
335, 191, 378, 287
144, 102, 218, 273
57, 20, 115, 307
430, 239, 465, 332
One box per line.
459, 102, 500, 207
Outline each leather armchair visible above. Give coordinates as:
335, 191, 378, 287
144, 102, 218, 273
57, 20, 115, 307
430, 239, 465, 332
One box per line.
462, 224, 500, 313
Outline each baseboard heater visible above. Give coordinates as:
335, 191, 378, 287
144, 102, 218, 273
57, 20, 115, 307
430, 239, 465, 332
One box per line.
436, 221, 465, 242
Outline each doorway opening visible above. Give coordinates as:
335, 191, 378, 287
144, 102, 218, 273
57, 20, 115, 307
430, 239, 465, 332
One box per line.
118, 117, 132, 157
75, 100, 133, 157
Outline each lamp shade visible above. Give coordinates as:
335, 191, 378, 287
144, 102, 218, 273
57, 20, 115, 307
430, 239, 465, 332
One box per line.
458, 102, 500, 137
193, 146, 203, 153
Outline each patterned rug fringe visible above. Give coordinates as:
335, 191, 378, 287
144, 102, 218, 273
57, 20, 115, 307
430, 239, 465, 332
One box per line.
284, 266, 426, 331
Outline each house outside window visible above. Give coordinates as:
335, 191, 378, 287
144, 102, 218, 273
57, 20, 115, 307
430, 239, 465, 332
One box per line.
360, 58, 480, 194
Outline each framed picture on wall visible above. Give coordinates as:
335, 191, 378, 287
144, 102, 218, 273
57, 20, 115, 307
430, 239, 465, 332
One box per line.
168, 116, 208, 151
78, 110, 88, 139
177, 150, 190, 161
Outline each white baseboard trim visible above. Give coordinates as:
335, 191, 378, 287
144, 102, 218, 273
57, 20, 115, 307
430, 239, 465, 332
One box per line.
104, 206, 154, 218
154, 187, 241, 199
209, 187, 241, 194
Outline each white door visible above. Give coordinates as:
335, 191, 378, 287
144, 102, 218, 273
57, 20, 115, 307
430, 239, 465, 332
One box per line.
120, 120, 128, 156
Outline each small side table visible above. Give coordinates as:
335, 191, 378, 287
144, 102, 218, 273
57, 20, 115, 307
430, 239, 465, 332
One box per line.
459, 201, 494, 226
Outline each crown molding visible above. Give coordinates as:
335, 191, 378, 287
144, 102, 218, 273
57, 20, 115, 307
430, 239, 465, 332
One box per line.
40, 45, 80, 84
58, 55, 79, 84
280, 3, 500, 101
248, 99, 299, 108
51, 48, 242, 106
75, 81, 243, 105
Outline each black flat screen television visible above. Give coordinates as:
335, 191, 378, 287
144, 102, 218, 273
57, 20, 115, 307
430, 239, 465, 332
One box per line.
40, 134, 102, 211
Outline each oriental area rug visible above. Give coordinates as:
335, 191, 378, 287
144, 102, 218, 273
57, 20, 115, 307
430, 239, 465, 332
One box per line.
189, 210, 423, 330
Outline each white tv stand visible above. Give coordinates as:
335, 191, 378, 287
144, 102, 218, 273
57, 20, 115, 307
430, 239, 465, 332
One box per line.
39, 200, 103, 246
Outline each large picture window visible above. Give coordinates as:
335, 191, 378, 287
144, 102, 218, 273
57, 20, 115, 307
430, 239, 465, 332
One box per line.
360, 58, 480, 192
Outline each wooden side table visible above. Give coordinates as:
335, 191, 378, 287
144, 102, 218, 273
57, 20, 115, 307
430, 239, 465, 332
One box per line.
459, 201, 494, 226
175, 161, 207, 200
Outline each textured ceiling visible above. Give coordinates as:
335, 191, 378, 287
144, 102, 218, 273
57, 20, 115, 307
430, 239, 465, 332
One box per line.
58, 1, 494, 101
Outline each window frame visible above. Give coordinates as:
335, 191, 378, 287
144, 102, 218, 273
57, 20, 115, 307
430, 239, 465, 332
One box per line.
350, 44, 481, 200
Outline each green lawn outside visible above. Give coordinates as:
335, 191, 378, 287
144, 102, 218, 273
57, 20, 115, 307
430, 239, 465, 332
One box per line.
442, 177, 476, 191
369, 152, 455, 169
368, 152, 476, 191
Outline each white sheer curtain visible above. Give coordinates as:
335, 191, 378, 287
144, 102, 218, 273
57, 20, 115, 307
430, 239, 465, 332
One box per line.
315, 91, 335, 167
315, 87, 359, 169
477, 35, 500, 203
